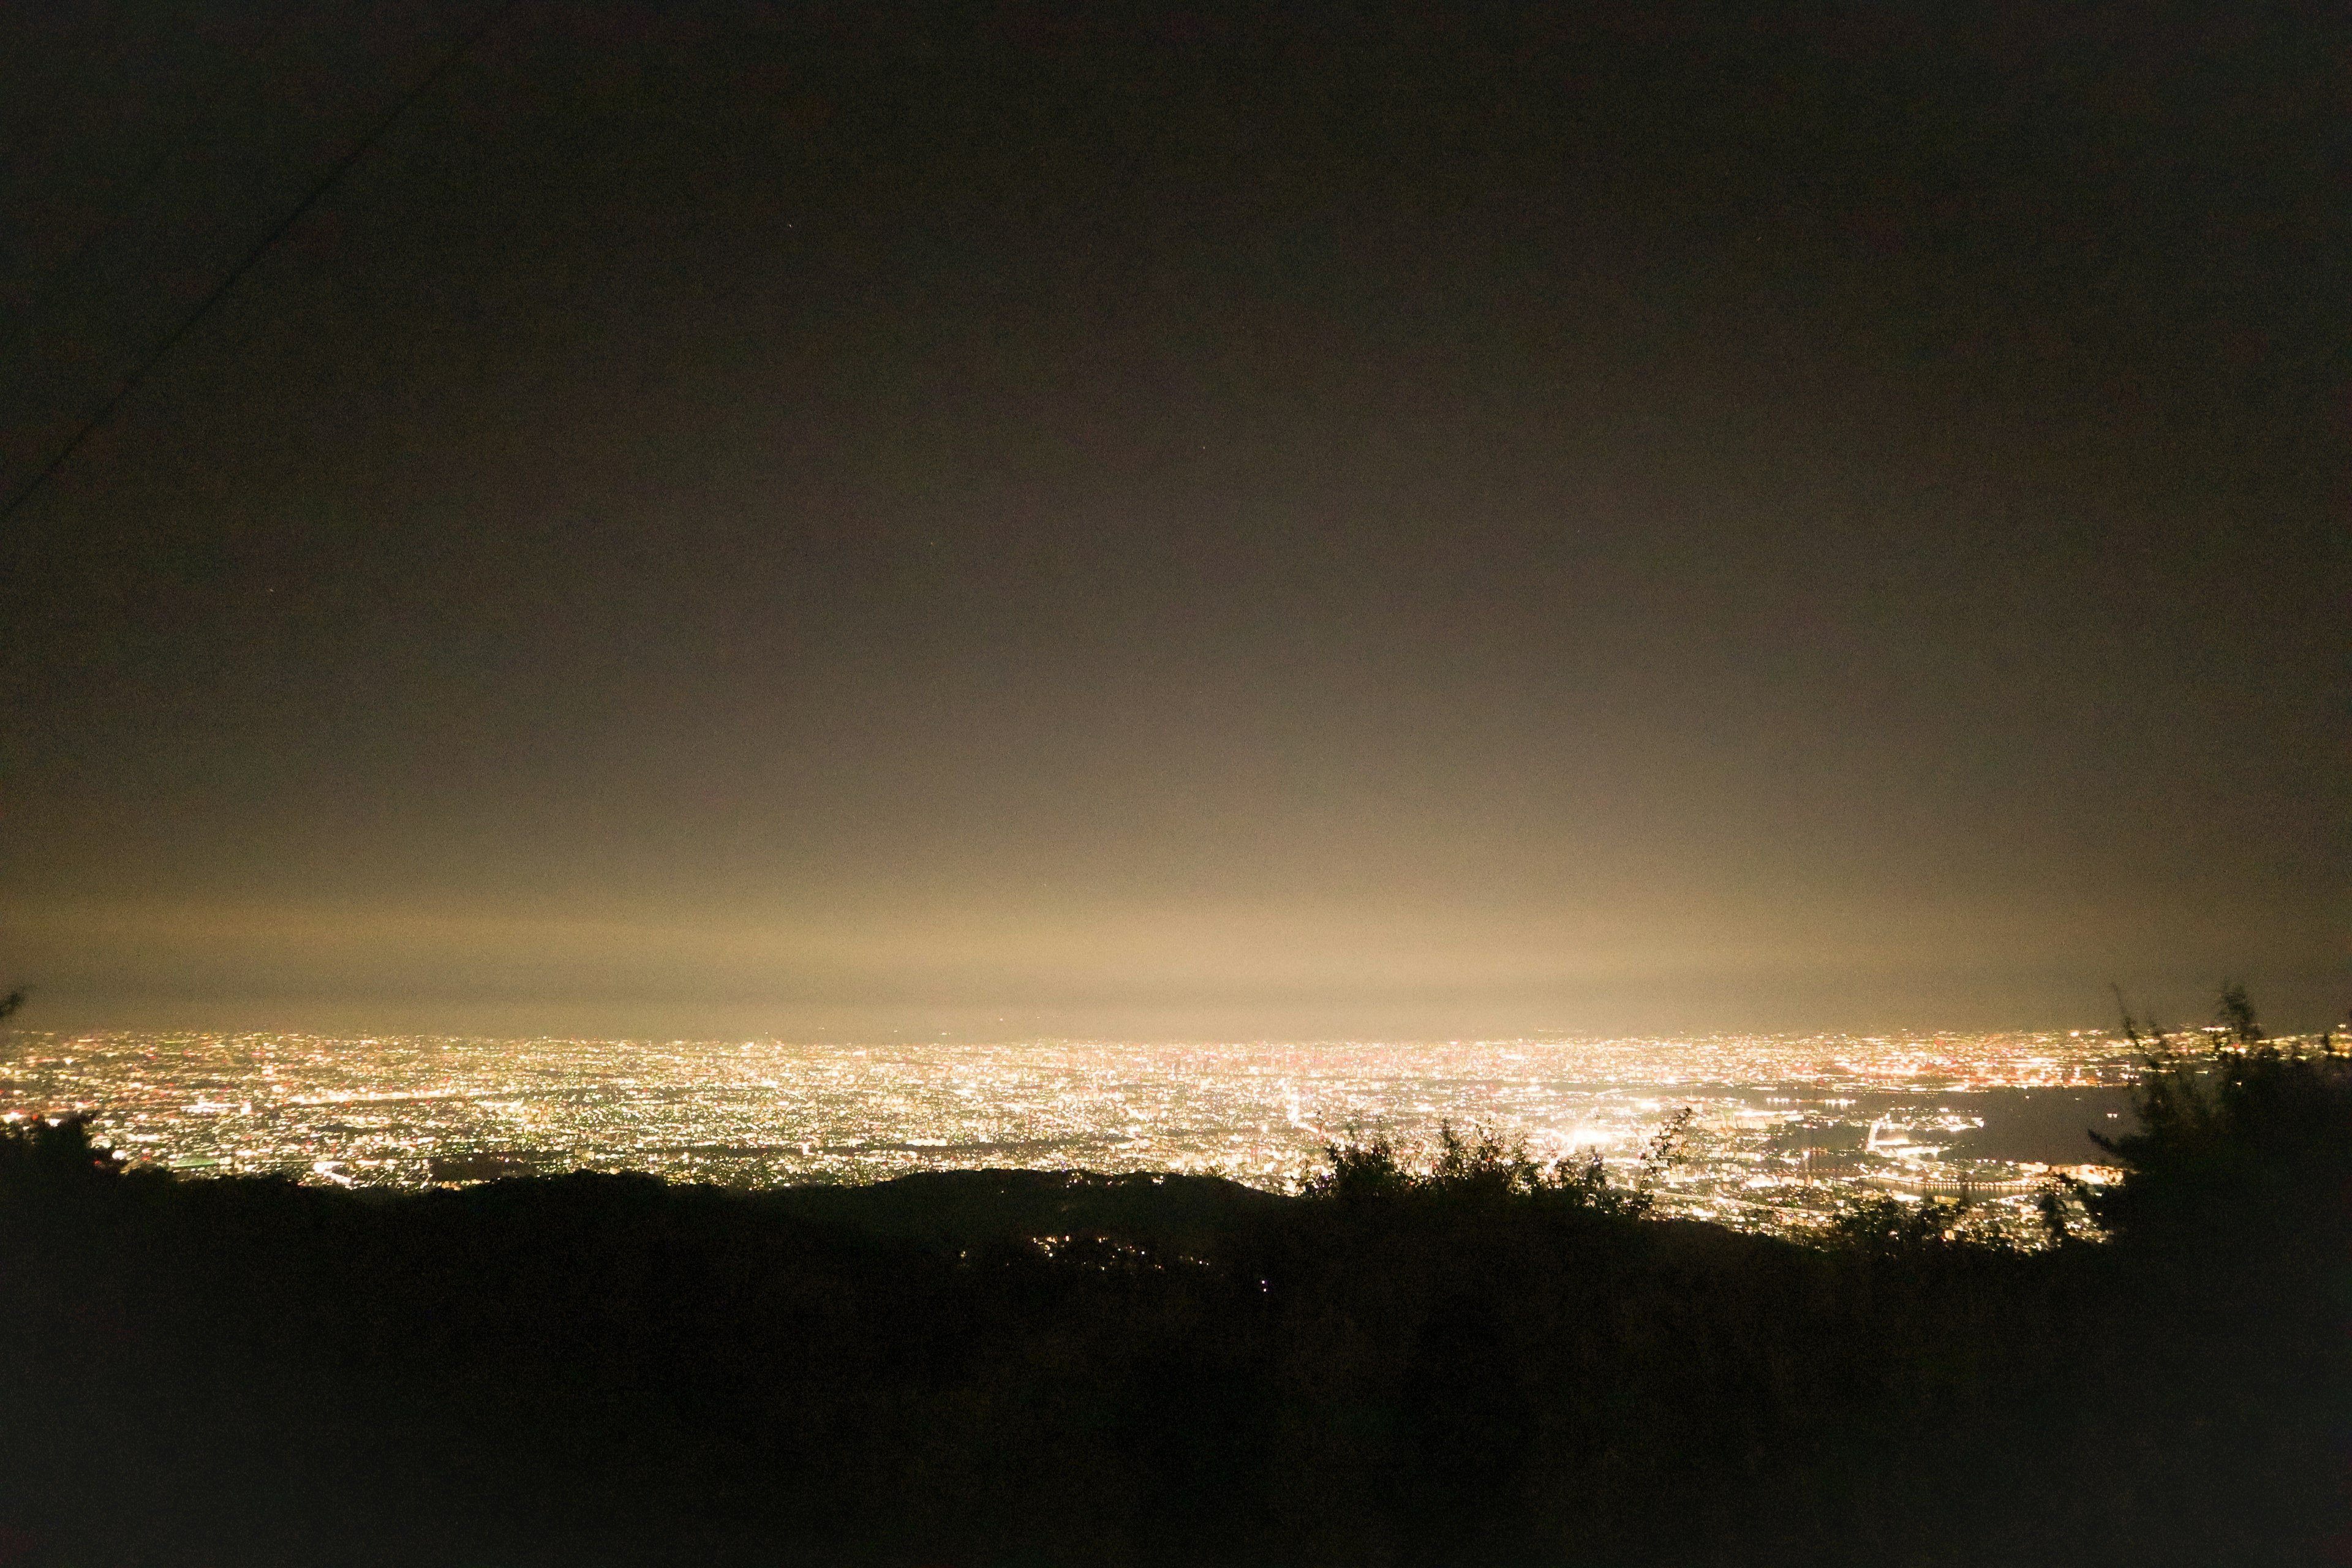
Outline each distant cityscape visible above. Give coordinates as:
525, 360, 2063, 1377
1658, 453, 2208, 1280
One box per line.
2, 1030, 2169, 1245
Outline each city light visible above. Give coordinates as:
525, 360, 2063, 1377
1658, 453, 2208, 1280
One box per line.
1, 1030, 2163, 1246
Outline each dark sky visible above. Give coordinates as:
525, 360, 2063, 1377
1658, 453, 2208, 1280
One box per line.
3, 1, 2344, 1039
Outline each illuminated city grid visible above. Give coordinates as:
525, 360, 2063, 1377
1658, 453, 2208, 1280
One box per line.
1, 1031, 2166, 1244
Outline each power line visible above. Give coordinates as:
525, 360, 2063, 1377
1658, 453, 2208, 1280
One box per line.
0, 0, 521, 526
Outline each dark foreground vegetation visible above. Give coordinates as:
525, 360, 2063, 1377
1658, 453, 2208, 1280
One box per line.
1, 998, 2345, 1567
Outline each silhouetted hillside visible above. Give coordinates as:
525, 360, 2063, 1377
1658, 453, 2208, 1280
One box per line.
1, 1008, 2343, 1567
765, 1166, 1293, 1249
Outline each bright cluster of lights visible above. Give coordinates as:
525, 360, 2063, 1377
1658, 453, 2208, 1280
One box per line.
2, 1030, 2159, 1245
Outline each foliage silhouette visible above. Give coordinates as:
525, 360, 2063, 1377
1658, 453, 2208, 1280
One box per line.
2090, 984, 2352, 1250
1825, 1190, 1975, 1254
0, 1113, 127, 1192
1306, 1121, 1656, 1221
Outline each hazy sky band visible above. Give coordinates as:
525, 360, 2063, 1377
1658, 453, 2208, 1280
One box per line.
2, 2, 2343, 1035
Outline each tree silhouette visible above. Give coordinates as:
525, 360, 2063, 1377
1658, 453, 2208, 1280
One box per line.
2089, 984, 2352, 1248
0, 1113, 124, 1191
1305, 1120, 1653, 1215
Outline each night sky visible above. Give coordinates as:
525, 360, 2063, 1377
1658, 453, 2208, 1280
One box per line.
3, 1, 2343, 1039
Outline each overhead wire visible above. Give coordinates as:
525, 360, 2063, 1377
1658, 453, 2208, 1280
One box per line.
0, 0, 524, 526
